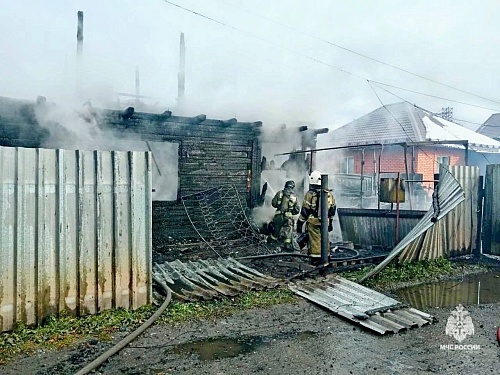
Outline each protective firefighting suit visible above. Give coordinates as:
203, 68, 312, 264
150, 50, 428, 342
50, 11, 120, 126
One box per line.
267, 181, 300, 250
296, 172, 336, 263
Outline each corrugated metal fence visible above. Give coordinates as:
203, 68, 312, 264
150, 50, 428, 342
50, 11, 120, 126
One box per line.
399, 166, 479, 261
337, 209, 425, 250
483, 164, 500, 255
0, 146, 152, 332
338, 166, 479, 260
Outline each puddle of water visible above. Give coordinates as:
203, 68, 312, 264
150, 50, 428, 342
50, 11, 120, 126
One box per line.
168, 331, 316, 361
396, 272, 500, 309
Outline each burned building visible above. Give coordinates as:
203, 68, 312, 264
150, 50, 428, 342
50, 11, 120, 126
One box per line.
0, 96, 263, 246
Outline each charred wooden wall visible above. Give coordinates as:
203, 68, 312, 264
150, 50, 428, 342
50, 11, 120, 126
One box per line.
0, 97, 263, 244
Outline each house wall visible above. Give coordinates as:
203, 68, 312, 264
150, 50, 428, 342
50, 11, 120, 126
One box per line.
331, 145, 466, 190
415, 147, 464, 188
0, 97, 263, 243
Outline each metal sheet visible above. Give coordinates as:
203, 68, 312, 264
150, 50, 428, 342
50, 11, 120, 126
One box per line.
289, 275, 434, 335
398, 166, 480, 262
359, 167, 465, 282
337, 208, 425, 250
339, 166, 478, 267
153, 258, 280, 301
0, 146, 152, 332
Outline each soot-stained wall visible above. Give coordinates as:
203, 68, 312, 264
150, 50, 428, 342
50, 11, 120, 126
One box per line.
0, 96, 263, 244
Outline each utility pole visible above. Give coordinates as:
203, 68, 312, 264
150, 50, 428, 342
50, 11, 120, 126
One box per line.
135, 66, 140, 104
177, 32, 186, 106
76, 11, 84, 100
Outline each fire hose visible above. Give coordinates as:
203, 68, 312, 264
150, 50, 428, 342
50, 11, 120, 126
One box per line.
74, 275, 172, 375
236, 247, 360, 261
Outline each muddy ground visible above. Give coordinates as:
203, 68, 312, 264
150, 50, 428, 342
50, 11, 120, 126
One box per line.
2, 300, 498, 374
2, 262, 499, 375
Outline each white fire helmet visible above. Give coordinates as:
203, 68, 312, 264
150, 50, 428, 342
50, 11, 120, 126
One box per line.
309, 170, 322, 185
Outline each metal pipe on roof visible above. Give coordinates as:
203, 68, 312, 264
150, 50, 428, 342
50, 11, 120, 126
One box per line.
277, 139, 473, 157
135, 66, 140, 100
76, 11, 84, 99
275, 143, 384, 156
178, 32, 185, 104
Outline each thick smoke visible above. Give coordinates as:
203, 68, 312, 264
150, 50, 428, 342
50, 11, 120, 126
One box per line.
33, 99, 179, 201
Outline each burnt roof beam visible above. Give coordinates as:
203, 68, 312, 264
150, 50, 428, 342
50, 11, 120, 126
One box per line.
191, 114, 206, 124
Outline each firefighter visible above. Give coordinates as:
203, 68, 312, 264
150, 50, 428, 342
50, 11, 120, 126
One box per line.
296, 170, 336, 265
267, 180, 300, 250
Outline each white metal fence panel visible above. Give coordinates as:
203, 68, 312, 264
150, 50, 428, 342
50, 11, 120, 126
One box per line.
0, 146, 152, 332
399, 166, 479, 262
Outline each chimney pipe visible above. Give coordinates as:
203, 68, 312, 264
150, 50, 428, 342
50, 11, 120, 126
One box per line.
77, 11, 83, 54
178, 32, 185, 104
135, 66, 140, 101
76, 11, 84, 99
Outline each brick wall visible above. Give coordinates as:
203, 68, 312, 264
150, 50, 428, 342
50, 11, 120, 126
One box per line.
329, 145, 466, 190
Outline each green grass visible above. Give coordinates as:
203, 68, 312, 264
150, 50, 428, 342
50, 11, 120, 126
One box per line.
0, 288, 296, 364
343, 258, 469, 290
0, 258, 488, 364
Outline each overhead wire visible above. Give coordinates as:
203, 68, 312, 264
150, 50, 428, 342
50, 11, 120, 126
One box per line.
213, 0, 500, 107
372, 81, 486, 258
369, 81, 483, 257
158, 0, 500, 114
160, 0, 486, 278
369, 81, 500, 112
163, 0, 491, 223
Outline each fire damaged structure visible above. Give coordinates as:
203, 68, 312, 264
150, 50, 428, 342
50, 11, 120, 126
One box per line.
0, 95, 264, 244
0, 94, 269, 331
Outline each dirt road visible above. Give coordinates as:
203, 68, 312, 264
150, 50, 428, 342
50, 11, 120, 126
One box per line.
2, 298, 498, 375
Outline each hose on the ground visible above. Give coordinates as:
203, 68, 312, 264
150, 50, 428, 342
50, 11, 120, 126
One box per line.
236, 247, 360, 261
236, 252, 310, 260
329, 247, 360, 260
74, 275, 172, 375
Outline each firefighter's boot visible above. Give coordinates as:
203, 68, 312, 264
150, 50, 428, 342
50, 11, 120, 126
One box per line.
310, 257, 321, 266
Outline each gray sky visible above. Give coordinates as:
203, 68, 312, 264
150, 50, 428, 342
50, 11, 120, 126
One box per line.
1, 0, 499, 130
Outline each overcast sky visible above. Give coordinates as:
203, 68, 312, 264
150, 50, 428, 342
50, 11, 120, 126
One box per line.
1, 0, 499, 131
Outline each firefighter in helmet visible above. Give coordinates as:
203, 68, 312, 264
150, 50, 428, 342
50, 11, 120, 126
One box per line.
296, 171, 336, 265
267, 180, 300, 250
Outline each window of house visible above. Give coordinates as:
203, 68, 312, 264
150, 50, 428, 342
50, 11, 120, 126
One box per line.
340, 156, 355, 174
436, 155, 450, 172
